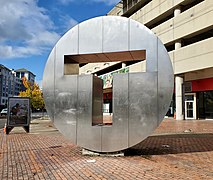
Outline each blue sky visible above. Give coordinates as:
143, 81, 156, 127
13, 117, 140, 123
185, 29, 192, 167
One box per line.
0, 0, 120, 86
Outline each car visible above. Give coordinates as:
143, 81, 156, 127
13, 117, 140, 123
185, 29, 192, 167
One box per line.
1, 108, 7, 116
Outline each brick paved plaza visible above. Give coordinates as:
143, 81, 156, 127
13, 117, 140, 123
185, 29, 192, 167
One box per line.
0, 118, 212, 179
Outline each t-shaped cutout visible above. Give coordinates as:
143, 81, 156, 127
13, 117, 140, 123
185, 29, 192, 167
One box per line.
64, 50, 146, 75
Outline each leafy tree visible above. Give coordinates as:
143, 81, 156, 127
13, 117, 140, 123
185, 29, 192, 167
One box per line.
19, 77, 44, 111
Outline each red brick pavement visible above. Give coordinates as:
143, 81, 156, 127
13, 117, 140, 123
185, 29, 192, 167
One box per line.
154, 119, 213, 134
0, 118, 212, 180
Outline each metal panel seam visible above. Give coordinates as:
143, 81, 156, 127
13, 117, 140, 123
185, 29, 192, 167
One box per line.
128, 19, 130, 51
157, 39, 159, 126
102, 17, 104, 53
53, 47, 56, 122
77, 25, 79, 54
128, 72, 130, 148
76, 75, 79, 145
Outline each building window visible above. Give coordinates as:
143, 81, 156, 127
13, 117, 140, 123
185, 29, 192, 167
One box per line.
198, 91, 213, 119
16, 72, 20, 78
21, 72, 25, 78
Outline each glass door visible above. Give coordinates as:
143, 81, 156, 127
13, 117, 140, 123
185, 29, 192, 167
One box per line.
185, 101, 194, 119
185, 93, 196, 119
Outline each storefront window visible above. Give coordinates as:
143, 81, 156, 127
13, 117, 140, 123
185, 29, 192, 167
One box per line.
198, 91, 213, 119
185, 95, 194, 101
205, 91, 213, 119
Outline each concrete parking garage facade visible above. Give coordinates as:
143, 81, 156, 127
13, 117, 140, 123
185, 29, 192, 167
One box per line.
80, 0, 213, 120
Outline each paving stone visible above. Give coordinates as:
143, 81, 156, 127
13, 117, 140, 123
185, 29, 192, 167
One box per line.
0, 118, 212, 179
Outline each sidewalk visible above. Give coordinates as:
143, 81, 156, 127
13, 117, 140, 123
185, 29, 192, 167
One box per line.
0, 118, 212, 179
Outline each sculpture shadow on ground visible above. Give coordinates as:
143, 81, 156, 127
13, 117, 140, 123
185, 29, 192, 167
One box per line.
124, 133, 213, 156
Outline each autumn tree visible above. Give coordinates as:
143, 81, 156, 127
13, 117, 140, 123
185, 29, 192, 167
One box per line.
19, 77, 44, 111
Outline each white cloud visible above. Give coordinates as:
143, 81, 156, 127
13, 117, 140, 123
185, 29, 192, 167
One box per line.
0, 0, 62, 58
67, 18, 78, 30
0, 45, 42, 58
27, 31, 60, 47
59, 15, 78, 32
0, 0, 117, 59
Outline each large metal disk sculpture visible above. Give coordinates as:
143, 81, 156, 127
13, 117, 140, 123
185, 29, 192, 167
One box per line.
43, 16, 174, 152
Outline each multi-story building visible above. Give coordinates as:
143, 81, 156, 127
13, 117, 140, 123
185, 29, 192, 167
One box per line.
0, 65, 35, 109
14, 68, 36, 91
80, 0, 213, 120
12, 70, 22, 97
0, 65, 22, 108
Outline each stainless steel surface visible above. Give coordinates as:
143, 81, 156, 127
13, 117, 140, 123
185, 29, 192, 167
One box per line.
102, 73, 129, 152
103, 16, 129, 52
42, 48, 55, 121
43, 16, 174, 152
54, 75, 78, 143
92, 76, 103, 126
79, 17, 103, 54
157, 38, 174, 125
77, 75, 102, 152
54, 28, 79, 143
129, 19, 157, 72
128, 72, 158, 147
